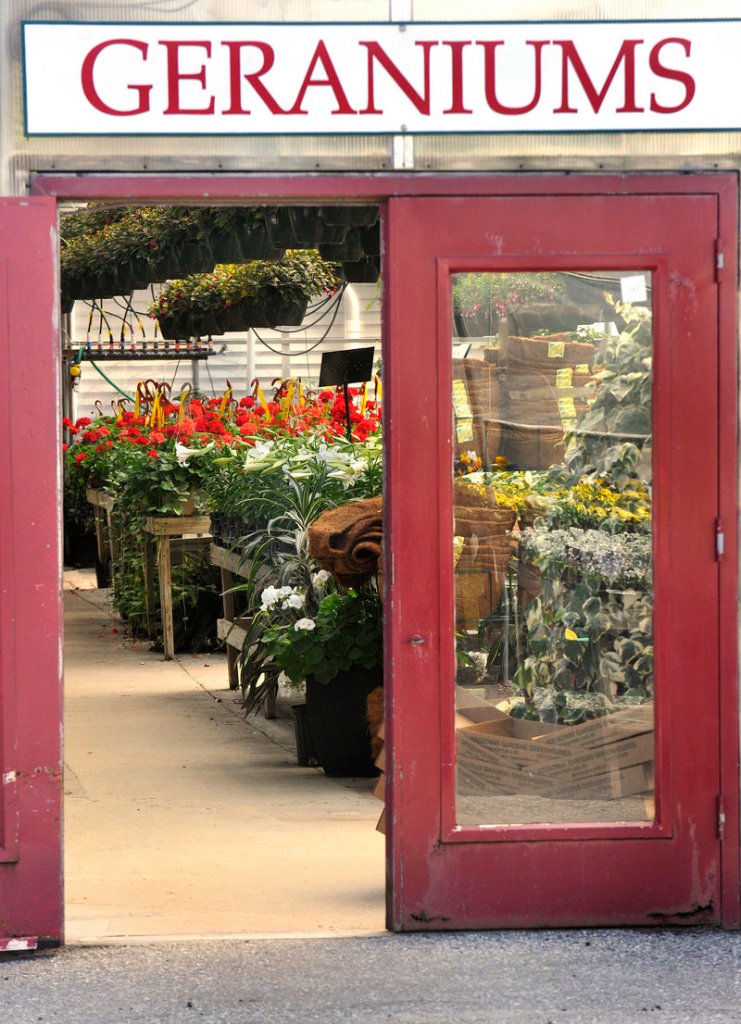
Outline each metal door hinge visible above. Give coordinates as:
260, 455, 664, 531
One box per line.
717, 796, 727, 839
715, 239, 724, 281
715, 519, 725, 561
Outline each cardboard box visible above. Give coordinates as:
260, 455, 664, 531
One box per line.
457, 704, 654, 800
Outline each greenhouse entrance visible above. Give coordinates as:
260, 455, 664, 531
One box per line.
1, 174, 738, 944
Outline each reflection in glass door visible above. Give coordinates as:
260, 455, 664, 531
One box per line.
451, 271, 654, 826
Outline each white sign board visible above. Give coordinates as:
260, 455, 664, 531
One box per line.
21, 20, 741, 136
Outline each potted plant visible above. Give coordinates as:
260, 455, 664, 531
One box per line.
260, 582, 383, 776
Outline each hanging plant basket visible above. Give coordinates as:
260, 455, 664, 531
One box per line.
209, 233, 245, 264
341, 258, 379, 284
175, 239, 216, 276
319, 229, 363, 263
257, 286, 308, 328
321, 206, 379, 228
264, 209, 295, 249
157, 309, 225, 340
238, 220, 285, 260
289, 207, 324, 247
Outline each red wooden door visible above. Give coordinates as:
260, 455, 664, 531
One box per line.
384, 188, 738, 929
0, 197, 63, 944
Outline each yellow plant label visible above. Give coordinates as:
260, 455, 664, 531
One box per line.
556, 368, 573, 388
548, 341, 566, 358
452, 379, 474, 442
558, 397, 577, 421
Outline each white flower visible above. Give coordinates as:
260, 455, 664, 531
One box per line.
311, 569, 330, 588
294, 618, 316, 631
175, 440, 214, 464
260, 584, 294, 611
282, 592, 305, 610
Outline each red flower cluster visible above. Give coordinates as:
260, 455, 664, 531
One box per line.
63, 380, 382, 487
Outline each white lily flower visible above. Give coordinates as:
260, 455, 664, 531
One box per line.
175, 440, 215, 464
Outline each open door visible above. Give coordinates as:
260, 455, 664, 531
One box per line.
385, 183, 738, 929
0, 197, 62, 944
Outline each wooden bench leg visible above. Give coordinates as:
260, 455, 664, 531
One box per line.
142, 534, 158, 641
220, 566, 240, 690
157, 534, 175, 661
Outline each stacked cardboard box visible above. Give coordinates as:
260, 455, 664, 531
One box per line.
457, 703, 654, 800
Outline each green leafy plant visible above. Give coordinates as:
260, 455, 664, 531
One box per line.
147, 250, 340, 328
261, 584, 383, 686
512, 527, 653, 722
566, 298, 652, 488
507, 301, 654, 723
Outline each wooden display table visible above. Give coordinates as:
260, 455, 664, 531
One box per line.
143, 515, 212, 661
85, 488, 118, 565
210, 542, 275, 717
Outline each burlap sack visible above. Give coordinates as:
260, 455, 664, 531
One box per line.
308, 496, 383, 587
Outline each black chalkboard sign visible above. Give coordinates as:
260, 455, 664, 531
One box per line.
318, 346, 375, 387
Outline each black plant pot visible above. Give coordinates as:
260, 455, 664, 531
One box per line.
239, 221, 285, 260
358, 222, 381, 256
291, 704, 319, 767
158, 309, 225, 340
209, 232, 245, 265
177, 239, 216, 276
258, 287, 308, 328
264, 209, 296, 248
319, 228, 363, 263
305, 665, 382, 777
321, 205, 379, 228
290, 207, 324, 247
341, 258, 379, 284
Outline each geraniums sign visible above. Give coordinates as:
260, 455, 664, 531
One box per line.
22, 20, 736, 136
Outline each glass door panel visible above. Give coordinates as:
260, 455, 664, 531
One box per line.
451, 271, 654, 826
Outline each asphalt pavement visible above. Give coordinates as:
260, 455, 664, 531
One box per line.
2, 928, 740, 1024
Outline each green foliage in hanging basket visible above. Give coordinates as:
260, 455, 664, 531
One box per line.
59, 204, 289, 302
147, 251, 341, 335
452, 271, 568, 328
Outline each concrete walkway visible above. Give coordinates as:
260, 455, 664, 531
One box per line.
4, 929, 741, 1023
63, 573, 385, 943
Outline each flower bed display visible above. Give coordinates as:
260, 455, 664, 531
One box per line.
63, 376, 382, 654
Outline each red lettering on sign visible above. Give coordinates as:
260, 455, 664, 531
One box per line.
160, 40, 215, 115
478, 40, 547, 115
80, 38, 152, 116
222, 41, 289, 115
442, 41, 473, 114
285, 40, 356, 115
554, 39, 645, 114
359, 40, 437, 115
649, 38, 695, 113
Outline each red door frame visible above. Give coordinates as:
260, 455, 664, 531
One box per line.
25, 172, 740, 933
0, 197, 63, 943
